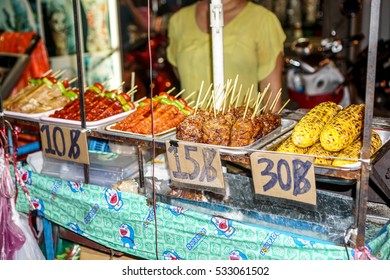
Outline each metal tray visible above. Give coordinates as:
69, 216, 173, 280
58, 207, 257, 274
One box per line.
261, 127, 390, 180
171, 118, 297, 156
105, 123, 177, 139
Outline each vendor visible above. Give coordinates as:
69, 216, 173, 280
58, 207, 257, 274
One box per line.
166, 0, 286, 112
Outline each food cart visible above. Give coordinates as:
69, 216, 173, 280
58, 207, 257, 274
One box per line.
1, 0, 390, 260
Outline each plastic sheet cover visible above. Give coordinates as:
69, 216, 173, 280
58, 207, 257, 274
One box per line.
14, 164, 390, 260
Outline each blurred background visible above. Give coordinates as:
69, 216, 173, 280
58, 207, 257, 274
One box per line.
1, 0, 389, 115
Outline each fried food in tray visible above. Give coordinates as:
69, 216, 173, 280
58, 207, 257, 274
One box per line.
3, 72, 76, 114
48, 82, 136, 122
109, 92, 194, 135
49, 82, 135, 122
176, 107, 281, 148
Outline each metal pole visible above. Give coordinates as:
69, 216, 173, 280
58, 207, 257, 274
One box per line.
72, 0, 87, 129
72, 0, 89, 184
210, 0, 224, 110
356, 0, 381, 248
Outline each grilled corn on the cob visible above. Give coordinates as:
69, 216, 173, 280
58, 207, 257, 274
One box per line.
306, 142, 339, 166
291, 101, 341, 148
276, 136, 311, 154
320, 104, 365, 152
332, 130, 382, 166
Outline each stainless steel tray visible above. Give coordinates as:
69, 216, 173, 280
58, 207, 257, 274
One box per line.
171, 118, 297, 156
261, 127, 390, 180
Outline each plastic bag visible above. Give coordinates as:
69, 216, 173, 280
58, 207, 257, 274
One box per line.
0, 150, 26, 260
11, 207, 46, 260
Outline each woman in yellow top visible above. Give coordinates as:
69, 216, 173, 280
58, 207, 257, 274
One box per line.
166, 0, 286, 112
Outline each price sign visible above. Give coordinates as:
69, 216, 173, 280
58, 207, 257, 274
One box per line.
165, 140, 225, 190
250, 151, 316, 205
39, 124, 89, 164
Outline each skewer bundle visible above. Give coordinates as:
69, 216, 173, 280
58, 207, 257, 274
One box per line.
176, 80, 287, 147
3, 70, 78, 113
49, 82, 137, 121
111, 90, 195, 135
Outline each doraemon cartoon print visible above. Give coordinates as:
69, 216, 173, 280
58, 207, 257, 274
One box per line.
229, 250, 247, 260
162, 249, 182, 260
166, 205, 187, 216
119, 223, 136, 249
67, 222, 86, 236
290, 236, 317, 248
32, 198, 45, 216
104, 188, 123, 211
67, 181, 84, 193
19, 167, 32, 186
211, 216, 236, 238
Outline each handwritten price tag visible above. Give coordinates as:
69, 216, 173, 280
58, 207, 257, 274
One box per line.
165, 141, 224, 190
250, 151, 316, 205
39, 124, 89, 164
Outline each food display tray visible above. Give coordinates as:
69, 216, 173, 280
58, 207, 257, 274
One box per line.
171, 118, 297, 156
3, 109, 58, 121
105, 124, 176, 139
261, 127, 390, 180
39, 109, 135, 129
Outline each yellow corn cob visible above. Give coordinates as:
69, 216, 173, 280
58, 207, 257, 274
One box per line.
332, 130, 382, 166
320, 104, 365, 152
291, 101, 341, 148
276, 136, 310, 154
306, 142, 339, 166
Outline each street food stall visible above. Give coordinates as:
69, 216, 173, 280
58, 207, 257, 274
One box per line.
1, 0, 390, 260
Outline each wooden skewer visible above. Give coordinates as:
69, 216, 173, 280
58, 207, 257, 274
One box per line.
243, 84, 254, 119
213, 83, 226, 110
234, 84, 243, 108
51, 69, 63, 78
269, 88, 283, 113
243, 84, 255, 104
187, 100, 195, 107
130, 72, 136, 89
195, 81, 204, 114
126, 86, 138, 97
251, 91, 263, 119
208, 83, 221, 110
230, 93, 239, 108
42, 69, 53, 77
184, 90, 197, 101
67, 77, 78, 84
222, 82, 235, 114
126, 85, 138, 95
278, 98, 291, 114
261, 83, 273, 113
252, 83, 270, 117
205, 93, 214, 109
135, 96, 147, 103
211, 88, 218, 118
200, 83, 213, 109
115, 81, 126, 92
222, 79, 232, 113
228, 75, 239, 111
167, 87, 176, 94
222, 79, 232, 110
174, 89, 185, 98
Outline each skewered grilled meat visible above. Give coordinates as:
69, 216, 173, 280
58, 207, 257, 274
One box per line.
254, 112, 281, 139
202, 114, 231, 146
176, 109, 281, 147
176, 113, 205, 142
112, 96, 189, 135
229, 118, 255, 147
49, 88, 133, 121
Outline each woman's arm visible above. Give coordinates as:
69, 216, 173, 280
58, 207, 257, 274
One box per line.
260, 52, 284, 113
